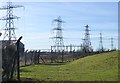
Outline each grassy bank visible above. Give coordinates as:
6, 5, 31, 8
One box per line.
20, 51, 118, 81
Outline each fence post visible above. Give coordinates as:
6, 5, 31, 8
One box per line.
37, 50, 39, 64
31, 51, 33, 65
50, 46, 53, 63
62, 50, 64, 62
25, 52, 26, 66
38, 50, 40, 63
16, 36, 22, 81
24, 50, 28, 66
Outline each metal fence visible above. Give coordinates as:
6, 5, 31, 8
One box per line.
19, 49, 87, 67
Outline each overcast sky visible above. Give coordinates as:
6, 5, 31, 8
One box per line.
0, 1, 118, 51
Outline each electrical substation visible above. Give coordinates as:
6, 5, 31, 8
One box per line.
0, 1, 117, 81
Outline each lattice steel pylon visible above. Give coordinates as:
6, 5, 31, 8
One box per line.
82, 25, 92, 53
0, 1, 24, 81
52, 16, 65, 52
99, 33, 104, 52
111, 37, 113, 50
0, 1, 23, 41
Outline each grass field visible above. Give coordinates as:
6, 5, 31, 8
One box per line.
20, 51, 118, 81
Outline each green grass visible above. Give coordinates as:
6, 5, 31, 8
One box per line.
20, 51, 118, 81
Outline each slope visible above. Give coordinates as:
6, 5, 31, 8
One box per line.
20, 51, 118, 81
